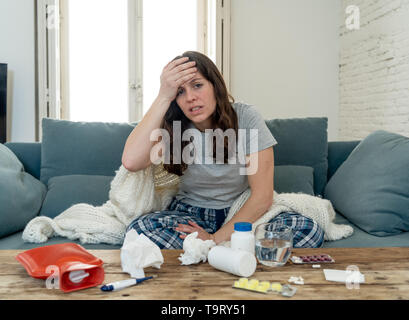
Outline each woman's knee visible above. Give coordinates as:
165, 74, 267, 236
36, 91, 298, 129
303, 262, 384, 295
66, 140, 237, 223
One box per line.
268, 212, 325, 248
125, 212, 184, 249
126, 211, 167, 233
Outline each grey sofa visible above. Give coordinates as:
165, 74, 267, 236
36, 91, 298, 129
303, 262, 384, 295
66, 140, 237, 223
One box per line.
1, 117, 408, 250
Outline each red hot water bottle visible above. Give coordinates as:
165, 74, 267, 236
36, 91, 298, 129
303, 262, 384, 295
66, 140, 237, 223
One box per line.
16, 243, 105, 292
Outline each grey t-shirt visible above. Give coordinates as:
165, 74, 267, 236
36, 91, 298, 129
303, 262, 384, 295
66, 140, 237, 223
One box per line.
175, 102, 277, 209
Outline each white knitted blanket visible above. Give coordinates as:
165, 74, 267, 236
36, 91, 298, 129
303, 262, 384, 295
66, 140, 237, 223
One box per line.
22, 164, 353, 245
223, 189, 353, 241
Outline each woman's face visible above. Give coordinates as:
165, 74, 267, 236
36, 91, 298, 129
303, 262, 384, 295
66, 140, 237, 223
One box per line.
176, 71, 217, 131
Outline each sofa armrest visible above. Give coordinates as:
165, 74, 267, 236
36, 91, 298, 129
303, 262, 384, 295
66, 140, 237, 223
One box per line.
327, 140, 360, 181
4, 142, 41, 180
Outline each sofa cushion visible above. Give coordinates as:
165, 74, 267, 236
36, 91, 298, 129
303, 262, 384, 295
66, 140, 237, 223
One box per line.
39, 175, 114, 218
324, 130, 409, 236
4, 142, 42, 180
327, 141, 360, 181
0, 231, 122, 250
265, 117, 328, 196
0, 144, 47, 237
323, 211, 409, 248
274, 165, 314, 195
40, 118, 136, 185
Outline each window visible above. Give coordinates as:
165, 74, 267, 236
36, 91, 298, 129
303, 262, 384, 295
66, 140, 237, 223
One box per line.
142, 0, 199, 114
63, 0, 129, 123
36, 0, 230, 139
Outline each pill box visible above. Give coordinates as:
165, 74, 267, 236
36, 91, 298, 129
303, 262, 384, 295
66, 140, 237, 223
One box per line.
233, 278, 272, 294
290, 254, 335, 264
232, 278, 293, 296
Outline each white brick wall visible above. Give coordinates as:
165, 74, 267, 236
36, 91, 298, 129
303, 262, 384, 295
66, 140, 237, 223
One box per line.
339, 0, 409, 140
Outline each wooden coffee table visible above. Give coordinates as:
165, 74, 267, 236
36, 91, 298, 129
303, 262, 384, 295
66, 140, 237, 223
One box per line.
0, 247, 408, 300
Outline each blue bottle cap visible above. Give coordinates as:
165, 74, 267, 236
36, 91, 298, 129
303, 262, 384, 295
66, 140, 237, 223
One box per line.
234, 222, 252, 232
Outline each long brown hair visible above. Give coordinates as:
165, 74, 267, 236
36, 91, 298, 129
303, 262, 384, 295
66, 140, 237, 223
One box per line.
162, 51, 238, 176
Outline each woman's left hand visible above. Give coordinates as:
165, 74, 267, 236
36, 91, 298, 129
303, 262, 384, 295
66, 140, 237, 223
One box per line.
175, 221, 215, 242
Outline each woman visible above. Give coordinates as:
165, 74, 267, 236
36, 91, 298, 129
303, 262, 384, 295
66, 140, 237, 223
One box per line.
122, 51, 324, 249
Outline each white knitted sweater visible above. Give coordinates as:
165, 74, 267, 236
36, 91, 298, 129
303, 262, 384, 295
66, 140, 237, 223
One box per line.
22, 164, 353, 245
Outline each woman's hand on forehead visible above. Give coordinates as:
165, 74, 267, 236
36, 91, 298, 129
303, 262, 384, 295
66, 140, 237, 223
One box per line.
158, 57, 197, 102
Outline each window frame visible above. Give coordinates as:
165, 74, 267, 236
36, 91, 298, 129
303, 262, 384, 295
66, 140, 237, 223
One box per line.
128, 0, 143, 122
215, 0, 231, 92
36, 0, 61, 141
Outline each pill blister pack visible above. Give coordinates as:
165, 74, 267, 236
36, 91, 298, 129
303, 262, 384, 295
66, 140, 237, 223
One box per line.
290, 254, 335, 264
232, 278, 297, 297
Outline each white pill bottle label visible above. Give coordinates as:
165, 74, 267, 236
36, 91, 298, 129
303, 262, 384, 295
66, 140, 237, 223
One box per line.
208, 246, 257, 277
230, 222, 255, 255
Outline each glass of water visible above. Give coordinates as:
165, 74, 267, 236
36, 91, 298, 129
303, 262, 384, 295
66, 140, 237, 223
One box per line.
255, 223, 293, 267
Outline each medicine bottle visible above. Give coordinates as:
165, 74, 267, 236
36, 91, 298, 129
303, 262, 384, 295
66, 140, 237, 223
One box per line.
230, 222, 255, 254
208, 246, 257, 277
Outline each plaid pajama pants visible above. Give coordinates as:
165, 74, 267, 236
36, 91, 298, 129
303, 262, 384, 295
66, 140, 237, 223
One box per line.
126, 197, 229, 249
267, 212, 325, 248
126, 197, 325, 249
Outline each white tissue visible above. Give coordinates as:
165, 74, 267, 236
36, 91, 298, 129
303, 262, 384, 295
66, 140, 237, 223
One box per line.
120, 229, 164, 278
288, 276, 304, 285
178, 232, 216, 265
323, 269, 365, 284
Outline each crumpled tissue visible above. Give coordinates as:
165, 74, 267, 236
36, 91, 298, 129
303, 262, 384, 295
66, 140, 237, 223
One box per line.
121, 229, 164, 278
178, 232, 216, 265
